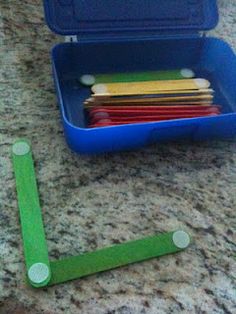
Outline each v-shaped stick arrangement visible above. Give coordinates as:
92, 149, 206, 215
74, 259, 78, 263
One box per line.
12, 140, 191, 288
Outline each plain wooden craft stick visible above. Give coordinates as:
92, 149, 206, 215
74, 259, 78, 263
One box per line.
85, 95, 214, 106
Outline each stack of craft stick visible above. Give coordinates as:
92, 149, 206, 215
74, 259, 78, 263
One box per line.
80, 69, 220, 128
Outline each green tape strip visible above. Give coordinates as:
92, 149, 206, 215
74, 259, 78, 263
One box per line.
12, 140, 51, 288
80, 69, 195, 86
49, 231, 190, 286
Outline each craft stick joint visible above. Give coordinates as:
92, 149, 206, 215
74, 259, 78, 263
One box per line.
12, 140, 191, 288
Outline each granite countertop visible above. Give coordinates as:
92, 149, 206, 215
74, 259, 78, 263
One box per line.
0, 1, 236, 313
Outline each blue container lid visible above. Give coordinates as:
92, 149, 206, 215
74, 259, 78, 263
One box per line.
43, 0, 218, 38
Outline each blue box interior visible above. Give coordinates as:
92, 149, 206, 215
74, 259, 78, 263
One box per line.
53, 37, 236, 128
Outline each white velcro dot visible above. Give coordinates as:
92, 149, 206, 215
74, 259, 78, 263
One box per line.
172, 230, 190, 249
94, 112, 109, 119
180, 68, 195, 78
80, 74, 96, 86
194, 78, 210, 89
12, 142, 30, 156
92, 84, 108, 94
28, 263, 50, 284
99, 118, 112, 123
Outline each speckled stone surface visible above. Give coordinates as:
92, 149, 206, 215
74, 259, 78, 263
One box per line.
0, 1, 236, 313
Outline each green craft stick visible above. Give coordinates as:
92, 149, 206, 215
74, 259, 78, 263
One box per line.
12, 140, 51, 288
80, 69, 195, 86
49, 230, 190, 286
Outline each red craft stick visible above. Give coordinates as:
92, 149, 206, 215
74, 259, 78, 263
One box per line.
90, 108, 220, 121
89, 112, 218, 128
90, 110, 220, 124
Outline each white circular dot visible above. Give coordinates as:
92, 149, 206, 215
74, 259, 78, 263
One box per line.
28, 263, 50, 284
194, 78, 210, 89
80, 74, 96, 86
94, 112, 109, 119
98, 118, 112, 123
92, 84, 108, 94
172, 230, 190, 249
180, 68, 195, 78
12, 142, 30, 156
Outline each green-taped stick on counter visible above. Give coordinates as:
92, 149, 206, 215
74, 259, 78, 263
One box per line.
12, 140, 51, 288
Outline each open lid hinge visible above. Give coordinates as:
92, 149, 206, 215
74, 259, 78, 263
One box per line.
65, 35, 78, 43
64, 31, 207, 44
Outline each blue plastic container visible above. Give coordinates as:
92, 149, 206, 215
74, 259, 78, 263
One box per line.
43, 0, 236, 154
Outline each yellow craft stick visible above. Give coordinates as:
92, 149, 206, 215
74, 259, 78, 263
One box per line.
92, 79, 207, 93
92, 91, 212, 98
92, 79, 211, 95
92, 89, 213, 98
91, 88, 214, 98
